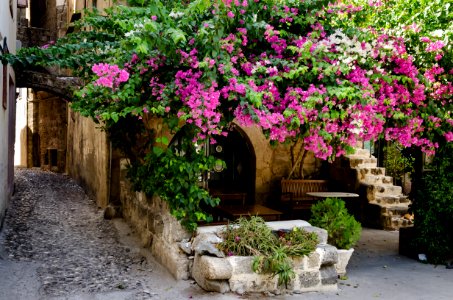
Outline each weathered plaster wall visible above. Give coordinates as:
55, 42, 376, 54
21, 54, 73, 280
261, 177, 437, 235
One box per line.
27, 91, 40, 167
0, 0, 17, 227
66, 108, 110, 208
56, 0, 68, 38
14, 88, 28, 167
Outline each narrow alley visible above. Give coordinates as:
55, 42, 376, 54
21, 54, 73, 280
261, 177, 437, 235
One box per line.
0, 168, 234, 300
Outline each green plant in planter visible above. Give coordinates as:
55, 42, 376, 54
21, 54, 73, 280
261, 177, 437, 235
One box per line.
217, 216, 318, 287
309, 198, 362, 249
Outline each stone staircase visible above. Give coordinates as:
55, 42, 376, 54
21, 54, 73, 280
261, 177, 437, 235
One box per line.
344, 148, 413, 230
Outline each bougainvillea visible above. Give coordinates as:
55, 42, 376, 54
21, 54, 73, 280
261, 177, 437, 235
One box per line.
4, 0, 452, 230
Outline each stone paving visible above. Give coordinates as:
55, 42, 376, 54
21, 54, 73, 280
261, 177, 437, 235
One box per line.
0, 168, 161, 298
0, 168, 234, 300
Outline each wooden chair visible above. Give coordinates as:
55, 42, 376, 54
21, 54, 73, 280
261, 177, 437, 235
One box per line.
280, 179, 329, 214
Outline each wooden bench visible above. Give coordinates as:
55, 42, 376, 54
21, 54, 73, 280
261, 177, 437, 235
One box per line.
280, 179, 329, 214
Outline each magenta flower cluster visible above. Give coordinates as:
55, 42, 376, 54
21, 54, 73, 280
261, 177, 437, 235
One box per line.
92, 63, 130, 89
91, 0, 452, 160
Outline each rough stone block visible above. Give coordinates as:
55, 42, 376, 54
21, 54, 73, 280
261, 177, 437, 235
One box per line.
299, 270, 321, 288
197, 255, 233, 280
318, 245, 338, 266
228, 256, 255, 274
307, 251, 321, 269
152, 237, 189, 280
266, 220, 311, 230
291, 256, 307, 271
320, 265, 337, 285
192, 233, 224, 257
147, 211, 156, 232
204, 279, 230, 293
229, 274, 278, 294
153, 215, 165, 235
192, 255, 230, 293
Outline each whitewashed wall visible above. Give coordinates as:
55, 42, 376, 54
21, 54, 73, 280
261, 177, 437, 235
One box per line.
0, 0, 17, 226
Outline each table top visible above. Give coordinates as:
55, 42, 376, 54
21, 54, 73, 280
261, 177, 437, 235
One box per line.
306, 192, 359, 198
218, 204, 283, 217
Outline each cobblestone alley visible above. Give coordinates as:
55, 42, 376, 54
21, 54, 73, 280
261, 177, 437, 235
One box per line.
0, 168, 236, 300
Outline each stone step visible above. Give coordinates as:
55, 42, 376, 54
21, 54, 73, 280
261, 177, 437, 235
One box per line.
363, 175, 394, 185
399, 195, 411, 204
366, 184, 402, 196
347, 157, 378, 168
358, 167, 386, 179
382, 215, 414, 230
372, 195, 412, 205
381, 203, 410, 216
380, 203, 412, 230
371, 195, 402, 205
350, 148, 373, 157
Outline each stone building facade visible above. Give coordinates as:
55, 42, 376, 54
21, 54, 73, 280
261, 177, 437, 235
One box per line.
0, 0, 17, 228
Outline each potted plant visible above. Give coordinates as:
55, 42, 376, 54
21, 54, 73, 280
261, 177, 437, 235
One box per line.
309, 198, 362, 276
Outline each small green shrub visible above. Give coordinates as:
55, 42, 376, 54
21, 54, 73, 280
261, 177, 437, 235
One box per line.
217, 216, 319, 287
383, 143, 414, 184
309, 198, 362, 249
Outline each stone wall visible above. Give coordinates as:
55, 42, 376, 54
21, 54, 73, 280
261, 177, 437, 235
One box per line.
27, 91, 40, 167
66, 109, 110, 208
119, 159, 192, 280
36, 91, 67, 172
56, 1, 68, 38
239, 125, 323, 205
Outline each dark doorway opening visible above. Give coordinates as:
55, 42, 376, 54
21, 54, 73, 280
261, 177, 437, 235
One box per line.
208, 127, 256, 204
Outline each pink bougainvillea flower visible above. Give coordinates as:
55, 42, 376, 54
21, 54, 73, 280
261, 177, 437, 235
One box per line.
426, 41, 445, 52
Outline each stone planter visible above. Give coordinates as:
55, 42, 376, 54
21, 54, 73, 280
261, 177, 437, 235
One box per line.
335, 248, 354, 276
190, 221, 339, 294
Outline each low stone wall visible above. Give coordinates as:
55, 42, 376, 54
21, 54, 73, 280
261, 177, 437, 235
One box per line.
119, 159, 192, 280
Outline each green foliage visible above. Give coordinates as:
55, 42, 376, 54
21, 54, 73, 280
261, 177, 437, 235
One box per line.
345, 0, 452, 71
218, 216, 319, 287
383, 143, 414, 182
127, 135, 220, 231
310, 198, 362, 249
412, 143, 453, 264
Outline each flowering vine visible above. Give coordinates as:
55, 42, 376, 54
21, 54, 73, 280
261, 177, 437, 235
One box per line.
6, 0, 452, 230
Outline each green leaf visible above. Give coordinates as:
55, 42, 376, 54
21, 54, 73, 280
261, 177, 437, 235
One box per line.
152, 146, 164, 156
165, 28, 186, 45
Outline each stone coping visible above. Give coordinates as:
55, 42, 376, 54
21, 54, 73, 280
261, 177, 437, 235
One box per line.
197, 219, 311, 235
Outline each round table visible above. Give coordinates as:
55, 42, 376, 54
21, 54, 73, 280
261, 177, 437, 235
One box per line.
306, 192, 359, 198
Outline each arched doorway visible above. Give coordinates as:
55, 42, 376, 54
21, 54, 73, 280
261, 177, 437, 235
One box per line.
169, 125, 256, 204
208, 127, 256, 204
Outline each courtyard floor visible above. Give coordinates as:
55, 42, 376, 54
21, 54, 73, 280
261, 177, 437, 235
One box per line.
0, 168, 452, 299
